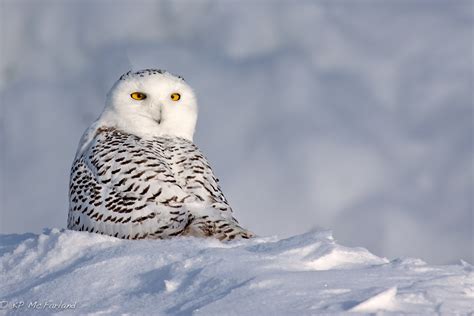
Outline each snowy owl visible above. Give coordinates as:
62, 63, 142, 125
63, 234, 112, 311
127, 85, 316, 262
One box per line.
68, 69, 253, 241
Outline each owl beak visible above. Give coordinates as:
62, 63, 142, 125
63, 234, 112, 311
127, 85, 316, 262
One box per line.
158, 106, 163, 124
151, 103, 163, 125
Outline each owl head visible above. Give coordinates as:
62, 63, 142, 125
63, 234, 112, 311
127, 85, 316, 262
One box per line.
100, 69, 198, 140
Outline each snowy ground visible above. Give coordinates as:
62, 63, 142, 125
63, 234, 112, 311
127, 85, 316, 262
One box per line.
0, 230, 472, 315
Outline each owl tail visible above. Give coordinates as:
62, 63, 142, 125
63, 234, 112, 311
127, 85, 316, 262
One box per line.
182, 216, 255, 241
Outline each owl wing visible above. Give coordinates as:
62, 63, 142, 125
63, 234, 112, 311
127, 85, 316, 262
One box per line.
168, 138, 254, 240
68, 129, 192, 239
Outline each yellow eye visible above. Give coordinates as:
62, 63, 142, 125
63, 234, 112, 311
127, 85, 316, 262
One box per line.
170, 93, 181, 101
130, 92, 147, 100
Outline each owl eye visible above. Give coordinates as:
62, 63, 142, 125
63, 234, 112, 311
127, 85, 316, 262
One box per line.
170, 93, 181, 101
130, 92, 147, 100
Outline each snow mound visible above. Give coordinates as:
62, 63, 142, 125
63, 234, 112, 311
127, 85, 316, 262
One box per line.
0, 229, 472, 315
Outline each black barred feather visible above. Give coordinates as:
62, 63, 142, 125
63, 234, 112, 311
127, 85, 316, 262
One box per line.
68, 128, 253, 240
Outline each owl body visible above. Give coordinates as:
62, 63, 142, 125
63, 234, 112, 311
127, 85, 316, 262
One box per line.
68, 69, 252, 240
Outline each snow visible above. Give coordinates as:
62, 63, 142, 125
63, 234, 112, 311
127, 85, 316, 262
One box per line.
0, 5, 471, 313
1, 230, 472, 315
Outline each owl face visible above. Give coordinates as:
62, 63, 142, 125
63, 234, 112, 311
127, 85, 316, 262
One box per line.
103, 70, 198, 140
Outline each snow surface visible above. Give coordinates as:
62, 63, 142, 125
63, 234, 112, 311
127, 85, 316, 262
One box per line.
1, 229, 472, 315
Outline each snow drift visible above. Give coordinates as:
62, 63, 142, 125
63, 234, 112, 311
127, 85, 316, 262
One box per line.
0, 229, 472, 315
